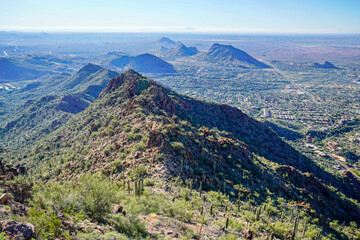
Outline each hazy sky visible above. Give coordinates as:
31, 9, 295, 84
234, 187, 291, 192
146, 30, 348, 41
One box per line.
1, 0, 360, 33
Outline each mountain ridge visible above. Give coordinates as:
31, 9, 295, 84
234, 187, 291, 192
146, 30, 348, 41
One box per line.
0, 64, 118, 149
157, 44, 199, 60
17, 69, 360, 224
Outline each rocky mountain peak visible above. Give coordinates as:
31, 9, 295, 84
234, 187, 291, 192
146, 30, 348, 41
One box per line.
78, 63, 103, 74
156, 37, 177, 45
205, 43, 270, 68
101, 69, 147, 96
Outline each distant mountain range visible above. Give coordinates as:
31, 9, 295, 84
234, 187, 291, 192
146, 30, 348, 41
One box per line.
110, 53, 176, 73
18, 63, 118, 101
101, 51, 127, 60
157, 44, 199, 60
59, 63, 119, 98
0, 58, 51, 81
155, 37, 180, 46
0, 53, 92, 82
0, 64, 118, 147
193, 43, 270, 68
312, 61, 338, 69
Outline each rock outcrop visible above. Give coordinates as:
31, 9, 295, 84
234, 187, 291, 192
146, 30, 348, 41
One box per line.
1, 220, 36, 240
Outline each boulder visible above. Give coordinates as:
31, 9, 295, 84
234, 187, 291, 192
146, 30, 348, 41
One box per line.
17, 166, 27, 175
146, 129, 164, 148
242, 229, 253, 240
1, 220, 35, 240
0, 193, 8, 204
113, 204, 123, 214
0, 207, 10, 219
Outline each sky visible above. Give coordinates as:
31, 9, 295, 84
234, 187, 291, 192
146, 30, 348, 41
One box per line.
1, 0, 360, 34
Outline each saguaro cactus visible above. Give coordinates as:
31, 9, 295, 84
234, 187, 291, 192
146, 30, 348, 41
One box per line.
291, 216, 299, 240
127, 180, 131, 195
302, 218, 308, 238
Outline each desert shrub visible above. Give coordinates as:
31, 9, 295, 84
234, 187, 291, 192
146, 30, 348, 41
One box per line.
110, 214, 147, 238
90, 132, 99, 138
219, 233, 238, 240
127, 133, 142, 141
132, 127, 140, 133
206, 191, 230, 207
118, 153, 127, 160
31, 175, 120, 221
170, 141, 184, 151
103, 144, 114, 156
112, 160, 123, 172
144, 178, 155, 186
80, 175, 119, 220
229, 218, 245, 231
272, 221, 291, 238
106, 128, 114, 136
125, 191, 168, 215
130, 164, 147, 178
180, 187, 191, 201
0, 232, 10, 240
76, 231, 129, 240
28, 208, 68, 239
124, 125, 131, 132
305, 224, 322, 239
166, 199, 194, 222
157, 153, 165, 161
110, 119, 119, 128
133, 142, 145, 152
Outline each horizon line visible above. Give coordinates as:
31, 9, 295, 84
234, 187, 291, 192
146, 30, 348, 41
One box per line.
1, 30, 360, 36
1, 27, 360, 35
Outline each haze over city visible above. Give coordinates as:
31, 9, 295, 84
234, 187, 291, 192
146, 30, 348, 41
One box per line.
1, 0, 360, 33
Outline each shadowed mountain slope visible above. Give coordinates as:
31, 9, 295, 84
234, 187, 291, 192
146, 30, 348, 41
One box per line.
0, 58, 51, 81
0, 64, 118, 149
312, 61, 338, 69
15, 63, 118, 101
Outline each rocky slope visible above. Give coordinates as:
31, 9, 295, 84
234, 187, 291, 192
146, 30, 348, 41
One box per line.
0, 70, 359, 239
19, 70, 360, 225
